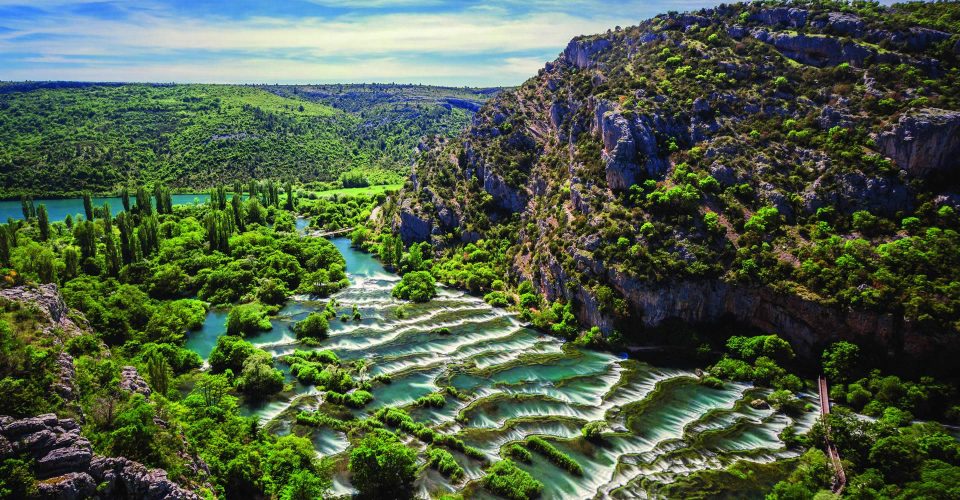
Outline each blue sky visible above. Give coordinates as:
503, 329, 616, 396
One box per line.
0, 0, 751, 86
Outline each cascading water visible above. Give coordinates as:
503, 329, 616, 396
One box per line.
186, 236, 815, 498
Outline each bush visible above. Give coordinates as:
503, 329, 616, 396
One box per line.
226, 303, 272, 336
349, 430, 418, 498
426, 447, 465, 480
582, 421, 606, 441
236, 351, 284, 397
505, 443, 533, 463
484, 291, 511, 307
415, 392, 446, 408
484, 460, 543, 500
209, 335, 256, 373
525, 436, 583, 475
392, 271, 437, 302
294, 312, 330, 340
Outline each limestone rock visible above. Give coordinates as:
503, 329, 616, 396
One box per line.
37, 472, 97, 500
0, 414, 200, 499
750, 7, 808, 28
563, 37, 612, 69
877, 108, 960, 177
396, 200, 432, 244
600, 111, 641, 191
119, 366, 152, 397
90, 456, 199, 500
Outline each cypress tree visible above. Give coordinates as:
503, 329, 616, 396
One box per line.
285, 182, 295, 210
82, 192, 94, 221
0, 225, 10, 266
120, 187, 131, 212
20, 196, 35, 220
116, 212, 135, 264
104, 234, 121, 277
37, 204, 50, 242
74, 220, 97, 260
102, 202, 113, 235
136, 186, 153, 215
231, 194, 245, 232
63, 246, 79, 280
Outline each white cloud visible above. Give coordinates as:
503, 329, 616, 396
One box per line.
0, 10, 615, 58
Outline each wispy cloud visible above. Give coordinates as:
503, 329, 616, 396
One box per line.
0, 0, 729, 85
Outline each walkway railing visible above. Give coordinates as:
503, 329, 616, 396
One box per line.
818, 375, 847, 495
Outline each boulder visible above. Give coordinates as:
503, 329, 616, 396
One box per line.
37, 472, 97, 500
90, 457, 199, 500
876, 108, 960, 178
0, 414, 200, 499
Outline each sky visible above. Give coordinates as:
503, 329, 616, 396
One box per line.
0, 0, 746, 86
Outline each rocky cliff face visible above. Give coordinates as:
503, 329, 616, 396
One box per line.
386, 2, 960, 364
877, 108, 960, 177
0, 414, 199, 499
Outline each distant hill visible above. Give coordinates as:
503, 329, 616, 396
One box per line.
0, 83, 499, 197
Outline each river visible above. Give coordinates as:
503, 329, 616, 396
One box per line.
0, 194, 212, 222
184, 237, 817, 497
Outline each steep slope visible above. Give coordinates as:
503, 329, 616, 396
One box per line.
0, 83, 495, 197
383, 1, 960, 369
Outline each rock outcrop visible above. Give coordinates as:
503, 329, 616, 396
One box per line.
563, 37, 612, 69
396, 200, 433, 244
0, 414, 199, 500
119, 366, 152, 398
0, 284, 87, 339
877, 108, 960, 177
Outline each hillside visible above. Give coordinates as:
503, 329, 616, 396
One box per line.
381, 0, 960, 370
0, 83, 495, 197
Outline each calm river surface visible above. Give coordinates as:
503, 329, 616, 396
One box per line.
186, 237, 816, 497
0, 194, 211, 221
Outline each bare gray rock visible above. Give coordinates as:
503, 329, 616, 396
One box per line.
0, 414, 200, 499
750, 7, 808, 28
119, 366, 152, 397
877, 108, 960, 178
563, 37, 612, 69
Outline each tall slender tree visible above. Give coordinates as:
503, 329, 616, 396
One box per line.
135, 186, 153, 215
285, 181, 295, 210
37, 204, 50, 242
102, 202, 113, 235
116, 212, 135, 264
120, 187, 131, 212
82, 192, 94, 221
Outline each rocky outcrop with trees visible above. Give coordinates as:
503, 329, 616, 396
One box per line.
382, 1, 960, 371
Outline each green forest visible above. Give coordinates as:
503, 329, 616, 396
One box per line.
0, 83, 490, 197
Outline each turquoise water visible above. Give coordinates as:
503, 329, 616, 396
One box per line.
0, 194, 211, 222
188, 237, 816, 497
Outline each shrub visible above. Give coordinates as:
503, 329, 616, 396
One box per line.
582, 421, 606, 441
426, 447, 465, 480
484, 460, 543, 500
349, 430, 418, 498
505, 444, 533, 463
525, 436, 583, 475
226, 303, 272, 336
294, 312, 330, 340
484, 291, 511, 307
392, 271, 437, 302
415, 392, 446, 408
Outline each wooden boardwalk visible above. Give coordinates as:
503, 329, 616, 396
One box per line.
819, 375, 847, 495
304, 227, 355, 238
